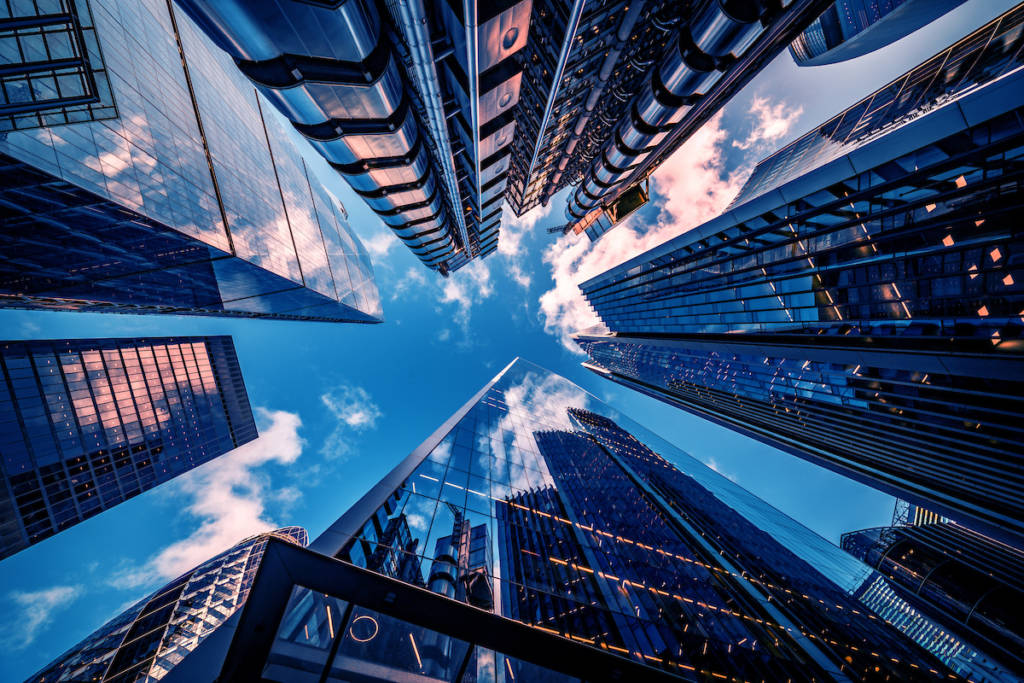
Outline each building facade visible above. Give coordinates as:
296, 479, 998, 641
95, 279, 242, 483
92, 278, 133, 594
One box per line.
0, 336, 256, 560
0, 0, 381, 323
842, 507, 1024, 675
27, 526, 308, 683
575, 6, 1024, 547
173, 0, 835, 261
165, 358, 1020, 682
789, 0, 966, 66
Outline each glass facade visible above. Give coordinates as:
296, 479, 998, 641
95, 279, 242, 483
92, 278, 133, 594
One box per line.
281, 358, 1011, 681
842, 512, 1024, 674
0, 0, 118, 131
789, 0, 966, 67
576, 7, 1024, 547
27, 526, 308, 683
0, 336, 256, 560
0, 0, 381, 323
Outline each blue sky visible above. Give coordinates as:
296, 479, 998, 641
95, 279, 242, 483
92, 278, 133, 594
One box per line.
0, 2, 1013, 678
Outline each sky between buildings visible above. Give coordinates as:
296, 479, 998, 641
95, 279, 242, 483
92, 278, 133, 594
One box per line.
0, 1, 1015, 679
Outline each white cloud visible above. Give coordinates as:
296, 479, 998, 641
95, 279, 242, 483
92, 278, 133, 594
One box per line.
361, 231, 399, 260
539, 113, 743, 351
3, 585, 81, 650
389, 266, 429, 302
109, 409, 304, 590
732, 95, 803, 152
320, 385, 383, 460
440, 259, 494, 344
539, 98, 802, 352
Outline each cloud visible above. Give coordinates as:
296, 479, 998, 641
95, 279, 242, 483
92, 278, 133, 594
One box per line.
439, 259, 494, 345
361, 231, 399, 260
732, 95, 803, 152
538, 98, 802, 351
539, 113, 743, 351
390, 267, 429, 302
498, 201, 557, 290
3, 585, 81, 650
320, 385, 383, 460
109, 409, 304, 590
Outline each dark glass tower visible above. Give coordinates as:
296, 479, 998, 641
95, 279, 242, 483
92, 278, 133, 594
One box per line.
0, 336, 256, 560
842, 506, 1024, 674
0, 0, 381, 323
575, 6, 1024, 547
27, 526, 308, 683
168, 359, 1015, 682
789, 0, 966, 66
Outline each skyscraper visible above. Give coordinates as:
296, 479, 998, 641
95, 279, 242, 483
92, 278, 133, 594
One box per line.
556, 0, 836, 242
575, 5, 1024, 546
789, 0, 966, 66
842, 505, 1024, 674
174, 1, 834, 266
0, 0, 381, 323
0, 336, 256, 560
27, 526, 308, 683
166, 359, 1014, 681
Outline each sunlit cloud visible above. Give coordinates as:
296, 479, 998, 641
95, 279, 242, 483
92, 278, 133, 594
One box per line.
539, 98, 802, 351
108, 409, 304, 590
732, 95, 803, 152
1, 585, 82, 650
361, 231, 399, 261
320, 386, 383, 460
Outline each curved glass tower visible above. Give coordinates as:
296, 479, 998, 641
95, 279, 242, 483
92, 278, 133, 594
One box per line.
26, 527, 308, 683
790, 0, 966, 66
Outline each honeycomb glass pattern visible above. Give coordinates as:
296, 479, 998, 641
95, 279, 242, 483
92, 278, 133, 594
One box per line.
27, 527, 308, 683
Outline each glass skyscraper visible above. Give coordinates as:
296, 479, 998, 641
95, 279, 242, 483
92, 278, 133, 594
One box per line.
575, 6, 1024, 547
175, 0, 835, 262
842, 506, 1024, 674
162, 359, 1015, 682
0, 0, 381, 323
0, 336, 256, 560
27, 526, 308, 683
789, 0, 966, 66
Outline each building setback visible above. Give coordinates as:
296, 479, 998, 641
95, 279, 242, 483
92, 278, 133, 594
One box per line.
842, 503, 1024, 675
575, 5, 1024, 547
0, 336, 256, 560
26, 527, 308, 683
162, 359, 1014, 681
0, 0, 381, 323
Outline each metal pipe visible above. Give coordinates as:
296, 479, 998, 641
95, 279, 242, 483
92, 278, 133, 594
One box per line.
394, 0, 471, 254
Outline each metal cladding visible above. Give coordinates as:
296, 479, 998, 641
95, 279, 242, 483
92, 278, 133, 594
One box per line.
567, 0, 766, 223
174, 0, 528, 275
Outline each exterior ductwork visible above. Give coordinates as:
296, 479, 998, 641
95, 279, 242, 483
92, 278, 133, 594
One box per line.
175, 0, 468, 274
566, 0, 766, 222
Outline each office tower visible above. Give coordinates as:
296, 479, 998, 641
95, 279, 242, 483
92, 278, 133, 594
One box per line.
0, 0, 381, 323
27, 526, 308, 683
790, 0, 966, 66
168, 358, 1015, 682
175, 1, 832, 263
575, 5, 1024, 546
842, 504, 1024, 675
558, 0, 836, 242
0, 336, 256, 561
172, 0, 530, 275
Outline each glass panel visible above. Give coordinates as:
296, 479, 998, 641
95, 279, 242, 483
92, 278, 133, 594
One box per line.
263, 586, 348, 683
